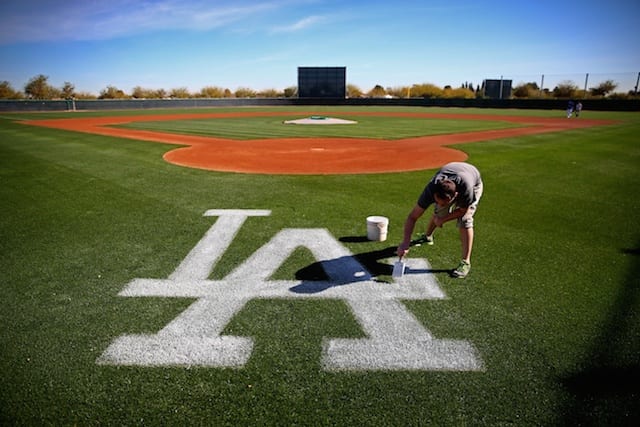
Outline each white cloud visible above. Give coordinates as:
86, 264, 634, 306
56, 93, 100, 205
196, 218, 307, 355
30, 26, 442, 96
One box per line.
269, 15, 324, 33
0, 0, 283, 43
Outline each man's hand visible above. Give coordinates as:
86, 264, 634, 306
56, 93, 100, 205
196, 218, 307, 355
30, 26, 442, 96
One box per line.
433, 214, 445, 228
397, 243, 410, 258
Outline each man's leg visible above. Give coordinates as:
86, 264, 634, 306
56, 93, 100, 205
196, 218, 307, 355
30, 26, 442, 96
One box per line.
425, 215, 437, 238
460, 226, 473, 263
453, 181, 482, 278
452, 226, 473, 278
453, 209, 475, 278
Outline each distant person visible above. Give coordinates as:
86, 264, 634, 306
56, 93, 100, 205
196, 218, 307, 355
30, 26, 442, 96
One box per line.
397, 162, 483, 279
567, 100, 575, 118
575, 101, 583, 117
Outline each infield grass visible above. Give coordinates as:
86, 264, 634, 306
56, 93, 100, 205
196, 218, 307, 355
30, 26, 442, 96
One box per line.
1, 107, 638, 425
117, 113, 523, 140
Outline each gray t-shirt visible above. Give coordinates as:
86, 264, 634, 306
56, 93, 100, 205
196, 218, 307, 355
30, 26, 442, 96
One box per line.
417, 162, 482, 209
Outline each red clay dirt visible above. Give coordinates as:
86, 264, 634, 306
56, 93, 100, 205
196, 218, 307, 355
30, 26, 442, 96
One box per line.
22, 111, 614, 175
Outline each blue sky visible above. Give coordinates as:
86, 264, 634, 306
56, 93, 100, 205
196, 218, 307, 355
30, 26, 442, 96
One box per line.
1, 0, 638, 95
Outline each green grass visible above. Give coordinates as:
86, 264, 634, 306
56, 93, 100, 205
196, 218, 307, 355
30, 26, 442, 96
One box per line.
117, 114, 522, 139
1, 107, 639, 425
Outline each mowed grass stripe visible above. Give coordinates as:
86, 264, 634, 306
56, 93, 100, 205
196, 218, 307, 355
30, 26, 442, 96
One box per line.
117, 115, 523, 140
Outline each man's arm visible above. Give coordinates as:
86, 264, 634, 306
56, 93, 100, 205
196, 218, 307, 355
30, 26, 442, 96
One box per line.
433, 206, 468, 227
397, 204, 425, 257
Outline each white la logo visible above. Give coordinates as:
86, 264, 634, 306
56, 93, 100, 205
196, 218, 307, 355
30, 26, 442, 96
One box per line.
97, 209, 483, 371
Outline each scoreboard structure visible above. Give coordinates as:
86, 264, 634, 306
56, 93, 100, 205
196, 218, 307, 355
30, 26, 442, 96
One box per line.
483, 79, 512, 99
298, 67, 346, 98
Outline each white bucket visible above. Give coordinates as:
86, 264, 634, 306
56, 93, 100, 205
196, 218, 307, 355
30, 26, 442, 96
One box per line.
366, 216, 389, 241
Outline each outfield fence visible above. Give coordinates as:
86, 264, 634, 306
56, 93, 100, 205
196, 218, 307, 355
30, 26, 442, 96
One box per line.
1, 97, 639, 112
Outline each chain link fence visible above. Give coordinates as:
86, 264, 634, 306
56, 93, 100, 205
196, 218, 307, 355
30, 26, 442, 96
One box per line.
489, 72, 639, 97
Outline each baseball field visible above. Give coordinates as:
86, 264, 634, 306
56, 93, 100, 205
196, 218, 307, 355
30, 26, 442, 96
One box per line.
1, 106, 638, 425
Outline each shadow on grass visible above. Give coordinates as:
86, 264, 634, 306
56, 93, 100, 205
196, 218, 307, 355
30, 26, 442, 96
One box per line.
340, 235, 451, 276
557, 244, 640, 424
289, 235, 450, 294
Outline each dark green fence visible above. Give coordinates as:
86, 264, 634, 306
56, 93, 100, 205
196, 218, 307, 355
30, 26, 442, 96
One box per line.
1, 97, 638, 112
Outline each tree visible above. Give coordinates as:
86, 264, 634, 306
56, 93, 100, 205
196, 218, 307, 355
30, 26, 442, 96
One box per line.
411, 83, 443, 98
385, 86, 411, 98
367, 84, 386, 98
346, 84, 363, 98
283, 86, 297, 98
131, 86, 166, 98
0, 81, 22, 99
443, 87, 475, 99
552, 81, 578, 98
513, 82, 540, 98
169, 87, 191, 98
590, 80, 617, 97
74, 91, 97, 100
131, 86, 150, 98
199, 86, 226, 98
257, 88, 280, 98
99, 85, 128, 99
234, 87, 256, 98
61, 81, 75, 99
24, 74, 54, 99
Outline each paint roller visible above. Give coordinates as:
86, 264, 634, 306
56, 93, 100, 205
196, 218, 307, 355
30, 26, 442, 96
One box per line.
392, 256, 406, 278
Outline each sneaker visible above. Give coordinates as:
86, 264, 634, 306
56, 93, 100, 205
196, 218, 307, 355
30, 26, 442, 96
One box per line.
452, 260, 471, 278
413, 234, 434, 245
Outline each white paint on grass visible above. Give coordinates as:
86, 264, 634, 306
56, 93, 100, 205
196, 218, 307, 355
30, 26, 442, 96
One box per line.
97, 209, 483, 371
170, 209, 270, 282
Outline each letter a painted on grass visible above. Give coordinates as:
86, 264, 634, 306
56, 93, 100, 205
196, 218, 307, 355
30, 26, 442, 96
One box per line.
97, 209, 483, 371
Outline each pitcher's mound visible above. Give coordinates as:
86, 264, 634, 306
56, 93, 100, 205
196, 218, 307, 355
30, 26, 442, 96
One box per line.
283, 116, 357, 125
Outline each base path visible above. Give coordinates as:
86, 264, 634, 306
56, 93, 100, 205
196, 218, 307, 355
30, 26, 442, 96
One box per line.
22, 111, 613, 175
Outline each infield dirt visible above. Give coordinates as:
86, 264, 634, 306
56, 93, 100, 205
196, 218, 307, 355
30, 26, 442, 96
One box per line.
22, 111, 613, 174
